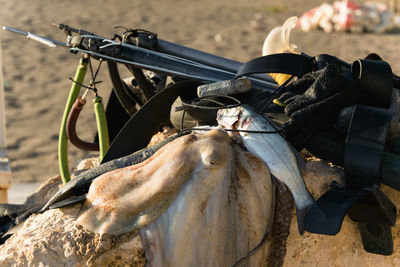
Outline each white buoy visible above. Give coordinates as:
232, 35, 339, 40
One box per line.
262, 16, 298, 56
262, 16, 298, 85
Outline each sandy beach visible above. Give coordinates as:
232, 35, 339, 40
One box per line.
0, 0, 399, 184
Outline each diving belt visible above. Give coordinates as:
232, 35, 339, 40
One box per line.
305, 60, 398, 255
238, 54, 399, 255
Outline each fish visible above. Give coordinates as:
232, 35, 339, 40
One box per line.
217, 104, 315, 234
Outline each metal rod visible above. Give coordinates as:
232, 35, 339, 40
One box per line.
2, 26, 26, 36
71, 47, 277, 92
3, 26, 67, 47
118, 41, 278, 90
3, 25, 277, 90
156, 39, 276, 83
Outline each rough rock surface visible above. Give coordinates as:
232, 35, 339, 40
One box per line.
147, 126, 179, 147
1, 158, 399, 266
284, 160, 400, 267
23, 175, 63, 205
0, 205, 145, 267
0, 157, 145, 267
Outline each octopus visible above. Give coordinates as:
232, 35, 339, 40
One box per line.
77, 129, 293, 266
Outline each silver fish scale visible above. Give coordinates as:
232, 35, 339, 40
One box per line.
240, 112, 313, 209
217, 105, 315, 234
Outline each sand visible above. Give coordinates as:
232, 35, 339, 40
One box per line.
0, 0, 399, 183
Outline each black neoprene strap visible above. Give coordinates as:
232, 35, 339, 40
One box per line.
102, 80, 202, 163
235, 53, 314, 79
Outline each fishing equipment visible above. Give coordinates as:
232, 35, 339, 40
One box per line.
220, 49, 400, 254
196, 77, 251, 97
67, 93, 110, 157
58, 57, 89, 183
2, 21, 400, 258
66, 96, 99, 152
169, 91, 223, 130
3, 25, 277, 166
262, 16, 298, 85
58, 55, 109, 183
279, 64, 359, 150
93, 96, 109, 159
102, 80, 203, 162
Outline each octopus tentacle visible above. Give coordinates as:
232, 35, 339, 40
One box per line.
269, 180, 294, 267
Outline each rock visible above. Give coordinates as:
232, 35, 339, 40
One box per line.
0, 159, 145, 266
302, 160, 344, 199
74, 156, 100, 172
23, 175, 62, 205
285, 160, 400, 267
0, 205, 145, 266
1, 155, 400, 266
147, 126, 178, 147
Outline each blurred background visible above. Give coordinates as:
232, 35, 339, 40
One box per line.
0, 0, 399, 199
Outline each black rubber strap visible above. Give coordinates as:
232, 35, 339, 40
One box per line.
351, 59, 393, 109
344, 105, 396, 255
344, 105, 391, 189
101, 80, 202, 163
358, 223, 393, 255
305, 186, 366, 235
108, 61, 139, 116
235, 53, 314, 79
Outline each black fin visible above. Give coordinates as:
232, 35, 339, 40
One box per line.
48, 194, 87, 209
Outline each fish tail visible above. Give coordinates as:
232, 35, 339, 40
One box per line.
295, 203, 313, 235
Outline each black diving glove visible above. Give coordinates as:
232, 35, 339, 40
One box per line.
277, 64, 360, 150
